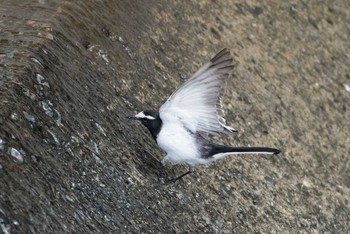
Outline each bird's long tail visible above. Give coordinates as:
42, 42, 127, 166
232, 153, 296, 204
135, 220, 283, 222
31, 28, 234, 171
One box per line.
207, 145, 280, 160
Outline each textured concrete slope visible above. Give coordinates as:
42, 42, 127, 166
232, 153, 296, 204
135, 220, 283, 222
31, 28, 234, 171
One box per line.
0, 0, 349, 233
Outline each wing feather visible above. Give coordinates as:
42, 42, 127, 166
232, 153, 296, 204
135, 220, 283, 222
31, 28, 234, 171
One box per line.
159, 48, 236, 134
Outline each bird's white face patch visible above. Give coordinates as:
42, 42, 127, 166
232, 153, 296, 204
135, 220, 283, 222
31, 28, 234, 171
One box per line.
135, 111, 156, 120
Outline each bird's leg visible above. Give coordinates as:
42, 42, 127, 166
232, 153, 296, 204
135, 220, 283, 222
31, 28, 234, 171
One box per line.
168, 166, 195, 183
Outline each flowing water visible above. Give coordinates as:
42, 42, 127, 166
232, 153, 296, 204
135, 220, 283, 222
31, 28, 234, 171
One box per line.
0, 1, 164, 232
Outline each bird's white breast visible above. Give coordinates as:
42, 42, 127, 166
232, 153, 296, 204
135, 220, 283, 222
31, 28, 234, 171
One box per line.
156, 119, 205, 166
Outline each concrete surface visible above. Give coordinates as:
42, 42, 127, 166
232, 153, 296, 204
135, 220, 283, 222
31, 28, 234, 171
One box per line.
0, 0, 349, 233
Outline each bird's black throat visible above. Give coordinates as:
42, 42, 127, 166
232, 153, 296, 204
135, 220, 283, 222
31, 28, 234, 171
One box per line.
141, 110, 163, 141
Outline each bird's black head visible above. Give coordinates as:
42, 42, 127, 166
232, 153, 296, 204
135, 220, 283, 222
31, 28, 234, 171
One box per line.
128, 110, 162, 140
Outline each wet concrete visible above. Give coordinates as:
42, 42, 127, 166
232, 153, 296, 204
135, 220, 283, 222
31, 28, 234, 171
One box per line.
0, 0, 349, 233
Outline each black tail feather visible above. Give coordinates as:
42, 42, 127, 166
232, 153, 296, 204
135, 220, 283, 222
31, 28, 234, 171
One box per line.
202, 144, 280, 158
224, 147, 281, 154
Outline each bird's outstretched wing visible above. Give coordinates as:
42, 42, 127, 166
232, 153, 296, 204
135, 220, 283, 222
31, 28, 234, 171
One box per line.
159, 48, 236, 135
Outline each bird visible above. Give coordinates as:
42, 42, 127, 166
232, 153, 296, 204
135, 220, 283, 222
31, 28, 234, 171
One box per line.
128, 48, 280, 181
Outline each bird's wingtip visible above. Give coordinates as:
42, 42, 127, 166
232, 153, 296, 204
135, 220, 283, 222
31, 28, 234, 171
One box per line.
225, 126, 238, 134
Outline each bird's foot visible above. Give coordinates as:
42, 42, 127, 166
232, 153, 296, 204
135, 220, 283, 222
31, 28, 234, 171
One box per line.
167, 170, 193, 183
167, 166, 195, 183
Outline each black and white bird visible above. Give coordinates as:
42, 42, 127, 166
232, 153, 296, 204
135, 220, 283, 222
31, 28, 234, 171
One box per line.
129, 49, 280, 180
